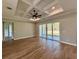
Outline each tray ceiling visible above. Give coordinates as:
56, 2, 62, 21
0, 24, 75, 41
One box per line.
3, 0, 76, 22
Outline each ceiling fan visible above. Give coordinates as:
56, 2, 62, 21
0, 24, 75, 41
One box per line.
30, 9, 42, 21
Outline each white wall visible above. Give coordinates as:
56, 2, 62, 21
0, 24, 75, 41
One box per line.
14, 22, 35, 40
3, 20, 35, 40
40, 12, 77, 46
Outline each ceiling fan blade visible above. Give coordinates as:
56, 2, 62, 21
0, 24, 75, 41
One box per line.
38, 15, 42, 17
29, 8, 42, 19
33, 10, 36, 14
35, 13, 38, 15
33, 10, 35, 12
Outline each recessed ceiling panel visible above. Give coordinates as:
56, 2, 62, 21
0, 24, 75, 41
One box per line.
22, 0, 36, 5
45, 4, 64, 16
24, 8, 39, 18
16, 0, 30, 12
24, 14, 32, 18
24, 8, 48, 19
36, 0, 55, 10
15, 10, 24, 17
41, 13, 48, 18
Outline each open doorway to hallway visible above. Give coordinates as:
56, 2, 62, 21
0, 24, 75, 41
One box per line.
39, 22, 60, 41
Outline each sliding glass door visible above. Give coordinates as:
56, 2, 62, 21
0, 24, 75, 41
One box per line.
53, 22, 60, 41
39, 22, 60, 41
39, 24, 46, 38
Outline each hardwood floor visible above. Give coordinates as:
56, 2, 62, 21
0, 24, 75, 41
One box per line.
2, 37, 77, 59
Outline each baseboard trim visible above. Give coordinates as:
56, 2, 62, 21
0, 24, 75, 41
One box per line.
60, 41, 77, 46
14, 36, 35, 40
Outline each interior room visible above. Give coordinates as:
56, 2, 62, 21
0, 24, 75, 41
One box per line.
2, 0, 77, 59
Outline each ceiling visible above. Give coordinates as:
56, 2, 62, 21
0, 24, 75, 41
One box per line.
2, 0, 77, 22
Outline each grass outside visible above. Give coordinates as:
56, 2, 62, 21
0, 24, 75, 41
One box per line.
47, 31, 60, 36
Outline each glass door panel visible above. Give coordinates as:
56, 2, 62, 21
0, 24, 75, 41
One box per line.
9, 24, 13, 37
39, 25, 43, 37
39, 24, 46, 38
3, 22, 13, 41
47, 23, 53, 39
4, 23, 9, 37
53, 22, 60, 41
42, 24, 46, 38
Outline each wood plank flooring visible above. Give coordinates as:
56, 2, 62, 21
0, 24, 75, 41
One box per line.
2, 37, 77, 59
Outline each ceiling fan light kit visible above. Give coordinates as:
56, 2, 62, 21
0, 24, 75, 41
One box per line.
30, 18, 40, 21
29, 9, 41, 21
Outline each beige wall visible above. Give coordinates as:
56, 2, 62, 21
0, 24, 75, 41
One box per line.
3, 20, 35, 40
39, 12, 77, 46
14, 22, 35, 40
